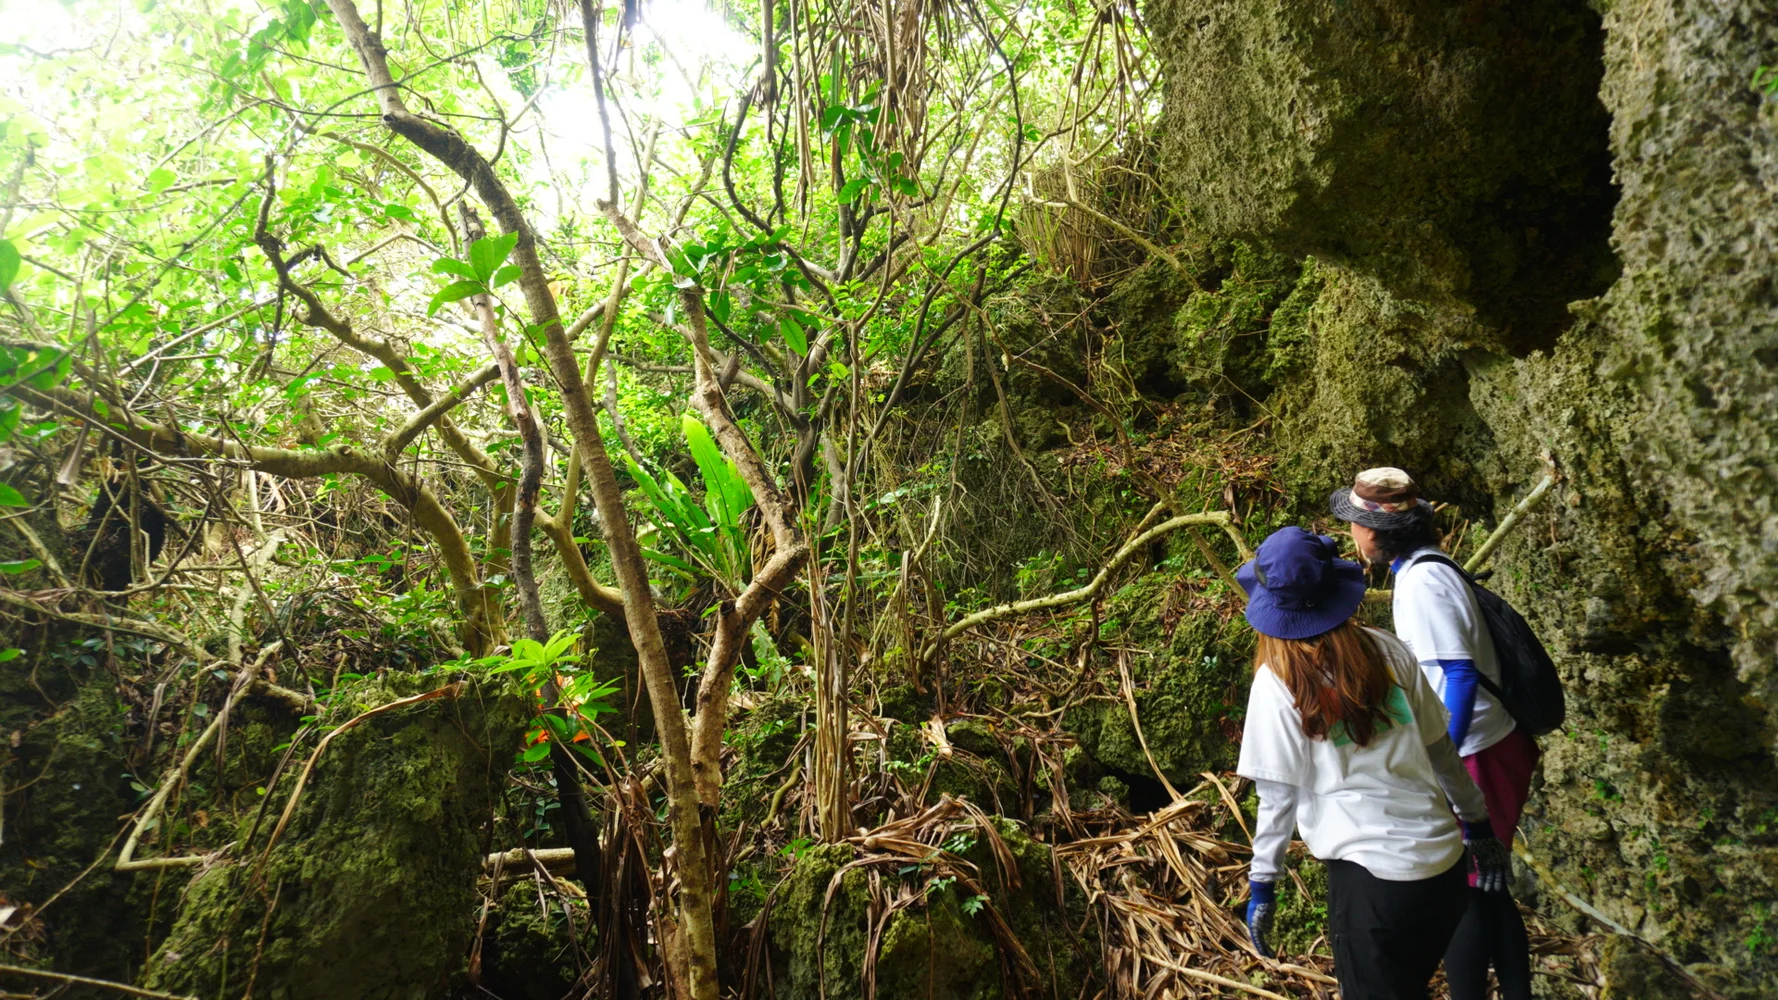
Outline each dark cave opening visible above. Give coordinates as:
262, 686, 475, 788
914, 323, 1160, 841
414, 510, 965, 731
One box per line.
1457, 3, 1623, 354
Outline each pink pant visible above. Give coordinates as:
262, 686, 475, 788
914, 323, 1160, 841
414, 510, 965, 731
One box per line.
1465, 727, 1539, 842
1462, 728, 1539, 885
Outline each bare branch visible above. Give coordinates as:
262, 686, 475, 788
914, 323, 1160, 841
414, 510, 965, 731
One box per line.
922, 511, 1237, 662
10, 382, 500, 652
383, 362, 500, 459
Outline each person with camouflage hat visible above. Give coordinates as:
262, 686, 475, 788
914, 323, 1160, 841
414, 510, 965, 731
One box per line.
1335, 468, 1536, 1000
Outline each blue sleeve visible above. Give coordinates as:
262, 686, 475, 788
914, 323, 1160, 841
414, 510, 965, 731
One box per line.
1438, 658, 1480, 748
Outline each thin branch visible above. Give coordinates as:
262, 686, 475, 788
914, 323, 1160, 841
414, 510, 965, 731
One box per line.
923, 511, 1235, 661
10, 382, 499, 651
1464, 472, 1558, 575
0, 965, 197, 1000
117, 640, 284, 871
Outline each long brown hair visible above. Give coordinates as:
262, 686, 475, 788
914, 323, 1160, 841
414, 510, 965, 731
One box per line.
1256, 620, 1396, 747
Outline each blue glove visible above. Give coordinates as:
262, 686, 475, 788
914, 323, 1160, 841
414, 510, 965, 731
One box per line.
1464, 820, 1511, 893
1246, 879, 1276, 957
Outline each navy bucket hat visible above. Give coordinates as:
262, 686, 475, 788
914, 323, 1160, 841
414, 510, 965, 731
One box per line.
1237, 527, 1368, 640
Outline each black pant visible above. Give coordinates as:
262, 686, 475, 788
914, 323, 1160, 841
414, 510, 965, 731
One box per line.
1444, 887, 1533, 1000
1326, 857, 1468, 1000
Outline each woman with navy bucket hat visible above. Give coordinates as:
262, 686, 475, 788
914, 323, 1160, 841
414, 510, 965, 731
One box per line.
1235, 527, 1511, 1000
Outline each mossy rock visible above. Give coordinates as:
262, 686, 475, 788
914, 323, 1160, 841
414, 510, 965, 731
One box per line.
720, 693, 807, 830
1063, 578, 1250, 792
0, 675, 155, 988
1146, 0, 1616, 338
768, 822, 1094, 1000
478, 881, 586, 1000
143, 674, 528, 999
931, 276, 1092, 453
876, 683, 933, 725
1596, 934, 1704, 1000
768, 843, 872, 1000
879, 719, 1022, 816
1166, 241, 1307, 405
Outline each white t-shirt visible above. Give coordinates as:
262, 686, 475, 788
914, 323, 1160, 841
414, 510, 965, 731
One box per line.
1392, 548, 1516, 756
1236, 629, 1465, 882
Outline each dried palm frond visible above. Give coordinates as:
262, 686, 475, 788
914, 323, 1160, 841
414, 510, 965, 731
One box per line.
1057, 779, 1605, 1000
1055, 785, 1334, 1000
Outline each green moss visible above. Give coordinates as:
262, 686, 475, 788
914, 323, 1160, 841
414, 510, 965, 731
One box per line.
872, 891, 998, 998
720, 694, 806, 831
770, 843, 872, 1000
1269, 857, 1330, 960
0, 677, 154, 988
142, 675, 527, 999
876, 683, 933, 724
1064, 577, 1249, 790
480, 881, 585, 1000
769, 824, 1095, 1000
1145, 0, 1615, 336
1261, 258, 1325, 383
1167, 239, 1302, 406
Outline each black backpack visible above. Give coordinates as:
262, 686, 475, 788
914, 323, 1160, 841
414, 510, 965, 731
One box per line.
1404, 552, 1566, 737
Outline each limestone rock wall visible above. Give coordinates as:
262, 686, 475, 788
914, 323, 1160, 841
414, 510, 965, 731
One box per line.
143, 676, 525, 999
1145, 0, 1778, 994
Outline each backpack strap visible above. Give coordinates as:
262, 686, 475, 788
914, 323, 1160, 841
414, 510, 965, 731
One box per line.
1399, 551, 1510, 705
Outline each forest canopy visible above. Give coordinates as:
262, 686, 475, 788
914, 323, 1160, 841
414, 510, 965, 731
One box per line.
0, 0, 1201, 996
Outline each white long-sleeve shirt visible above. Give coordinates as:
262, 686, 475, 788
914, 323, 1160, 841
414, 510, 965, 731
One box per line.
1238, 628, 1490, 882
1250, 736, 1489, 881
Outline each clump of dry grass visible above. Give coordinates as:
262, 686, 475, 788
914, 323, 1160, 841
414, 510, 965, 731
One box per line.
1057, 783, 1339, 999
1054, 778, 1604, 999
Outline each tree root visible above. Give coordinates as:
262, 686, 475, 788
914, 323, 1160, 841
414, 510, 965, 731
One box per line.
921, 509, 1239, 662
0, 964, 197, 1000
256, 681, 465, 867
116, 640, 284, 872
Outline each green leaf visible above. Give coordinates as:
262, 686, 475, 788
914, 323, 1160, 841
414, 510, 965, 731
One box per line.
492, 264, 521, 288
145, 167, 176, 193
543, 629, 579, 664
26, 350, 71, 391
0, 558, 42, 575
779, 315, 808, 356
431, 257, 478, 279
819, 105, 847, 131
519, 742, 551, 763
837, 177, 869, 203
0, 648, 22, 663
682, 414, 731, 514
427, 280, 484, 317
0, 483, 28, 507
0, 240, 19, 289
640, 548, 698, 573
468, 232, 519, 283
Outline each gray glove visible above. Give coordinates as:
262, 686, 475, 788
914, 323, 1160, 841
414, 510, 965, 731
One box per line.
1464, 821, 1511, 893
